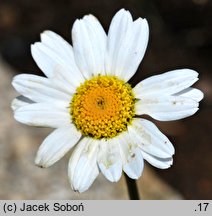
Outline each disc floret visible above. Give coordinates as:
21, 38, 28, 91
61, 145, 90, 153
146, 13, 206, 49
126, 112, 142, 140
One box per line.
71, 76, 135, 139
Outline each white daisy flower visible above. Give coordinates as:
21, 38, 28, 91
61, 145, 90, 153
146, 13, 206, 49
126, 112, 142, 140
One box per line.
12, 8, 203, 193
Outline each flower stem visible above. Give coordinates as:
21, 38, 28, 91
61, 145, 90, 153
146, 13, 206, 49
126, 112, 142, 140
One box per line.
124, 173, 140, 200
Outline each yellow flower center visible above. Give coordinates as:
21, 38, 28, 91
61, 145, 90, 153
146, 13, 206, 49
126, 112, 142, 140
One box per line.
70, 75, 135, 139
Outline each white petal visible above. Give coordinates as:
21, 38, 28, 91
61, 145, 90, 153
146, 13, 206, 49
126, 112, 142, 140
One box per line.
123, 148, 144, 179
128, 118, 174, 158
12, 74, 71, 103
50, 65, 76, 95
68, 138, 99, 193
31, 42, 84, 87
72, 14, 107, 78
40, 30, 76, 64
106, 9, 149, 81
97, 138, 122, 182
14, 102, 70, 128
11, 96, 34, 111
117, 132, 144, 179
133, 69, 199, 98
135, 95, 199, 121
35, 124, 81, 167
174, 87, 204, 102
141, 151, 173, 169
105, 9, 132, 76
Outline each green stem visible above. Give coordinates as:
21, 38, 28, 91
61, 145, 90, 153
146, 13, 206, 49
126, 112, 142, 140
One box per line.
124, 173, 140, 200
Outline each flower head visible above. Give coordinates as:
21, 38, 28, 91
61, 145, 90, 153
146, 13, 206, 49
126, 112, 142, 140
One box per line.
12, 9, 203, 193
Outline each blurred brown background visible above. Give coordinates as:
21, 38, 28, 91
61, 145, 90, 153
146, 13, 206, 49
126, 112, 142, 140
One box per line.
0, 0, 211, 199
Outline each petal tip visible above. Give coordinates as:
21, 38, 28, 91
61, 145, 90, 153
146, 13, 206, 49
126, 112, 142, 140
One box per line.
34, 158, 48, 169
